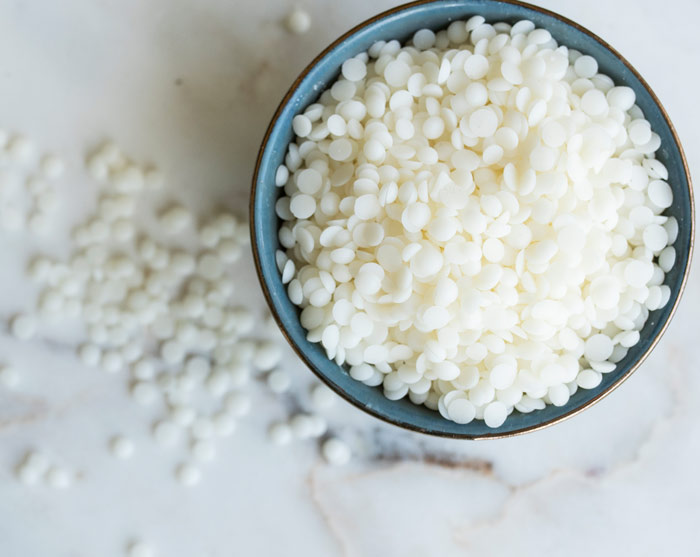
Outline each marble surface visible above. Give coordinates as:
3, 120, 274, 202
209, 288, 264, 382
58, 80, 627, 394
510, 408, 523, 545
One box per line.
0, 0, 698, 555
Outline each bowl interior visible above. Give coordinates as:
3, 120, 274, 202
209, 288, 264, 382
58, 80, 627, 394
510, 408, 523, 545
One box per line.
252, 0, 693, 438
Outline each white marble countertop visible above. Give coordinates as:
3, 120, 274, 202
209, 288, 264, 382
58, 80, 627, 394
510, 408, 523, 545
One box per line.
0, 0, 698, 556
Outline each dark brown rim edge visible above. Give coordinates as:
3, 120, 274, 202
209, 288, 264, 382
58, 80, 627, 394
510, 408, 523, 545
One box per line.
249, 0, 695, 440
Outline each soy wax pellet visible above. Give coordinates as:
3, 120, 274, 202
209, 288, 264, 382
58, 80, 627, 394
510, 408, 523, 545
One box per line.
285, 7, 311, 34
110, 435, 135, 459
268, 422, 293, 445
266, 369, 291, 393
10, 313, 37, 340
175, 462, 201, 486
46, 466, 73, 489
40, 154, 65, 179
321, 437, 351, 465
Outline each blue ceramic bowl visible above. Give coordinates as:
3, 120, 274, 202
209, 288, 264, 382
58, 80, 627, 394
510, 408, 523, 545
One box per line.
251, 0, 694, 438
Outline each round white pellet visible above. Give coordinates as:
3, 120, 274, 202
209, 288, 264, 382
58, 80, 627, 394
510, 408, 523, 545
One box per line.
225, 391, 252, 416
483, 401, 508, 428
643, 224, 668, 252
16, 450, 49, 485
198, 225, 220, 248
161, 340, 186, 365
253, 341, 282, 370
501, 61, 523, 85
624, 260, 654, 288
647, 180, 673, 209
132, 359, 157, 380
275, 165, 289, 187
292, 115, 312, 138
321, 437, 351, 465
286, 8, 311, 34
577, 369, 603, 389
628, 120, 652, 146
363, 139, 385, 161
40, 154, 65, 179
618, 330, 641, 348
175, 462, 201, 486
268, 422, 293, 445
447, 398, 476, 424
112, 166, 144, 193
11, 313, 37, 340
464, 54, 489, 79
288, 413, 315, 439
542, 121, 566, 147
153, 420, 179, 447
489, 363, 517, 390
584, 334, 614, 362
131, 381, 159, 405
581, 89, 608, 116
159, 205, 192, 234
327, 115, 347, 137
413, 28, 436, 50
212, 411, 237, 437
191, 417, 215, 440
191, 439, 216, 462
574, 55, 598, 78
110, 435, 135, 459
590, 276, 620, 309
170, 406, 196, 427
7, 135, 35, 163
308, 414, 328, 437
659, 246, 676, 272
607, 86, 635, 110
423, 116, 445, 140
205, 370, 230, 396
46, 466, 72, 489
78, 343, 101, 367
267, 369, 292, 393
469, 107, 498, 137
16, 463, 41, 485
290, 194, 316, 219
342, 58, 367, 82
87, 155, 109, 180
384, 60, 411, 87
102, 351, 124, 373
121, 342, 143, 364
355, 194, 380, 220
548, 384, 570, 407
197, 253, 223, 279
328, 139, 353, 161
218, 240, 243, 263
296, 168, 322, 195
180, 356, 211, 380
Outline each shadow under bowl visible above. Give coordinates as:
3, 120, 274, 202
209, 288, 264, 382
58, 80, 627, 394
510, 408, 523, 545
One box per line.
250, 0, 694, 439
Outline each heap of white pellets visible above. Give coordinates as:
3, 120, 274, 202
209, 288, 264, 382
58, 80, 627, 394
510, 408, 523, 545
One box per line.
275, 17, 677, 427
1, 135, 347, 556
0, 131, 65, 234
7, 139, 348, 496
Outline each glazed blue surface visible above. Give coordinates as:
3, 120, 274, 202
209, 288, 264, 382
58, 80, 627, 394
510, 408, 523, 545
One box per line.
252, 0, 693, 437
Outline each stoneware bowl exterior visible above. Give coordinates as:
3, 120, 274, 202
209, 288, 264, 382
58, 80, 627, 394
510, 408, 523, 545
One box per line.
250, 0, 694, 438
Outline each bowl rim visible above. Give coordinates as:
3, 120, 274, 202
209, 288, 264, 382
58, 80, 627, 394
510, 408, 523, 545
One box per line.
250, 0, 695, 439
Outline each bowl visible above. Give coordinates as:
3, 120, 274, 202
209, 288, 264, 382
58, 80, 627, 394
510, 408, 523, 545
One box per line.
250, 0, 694, 438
